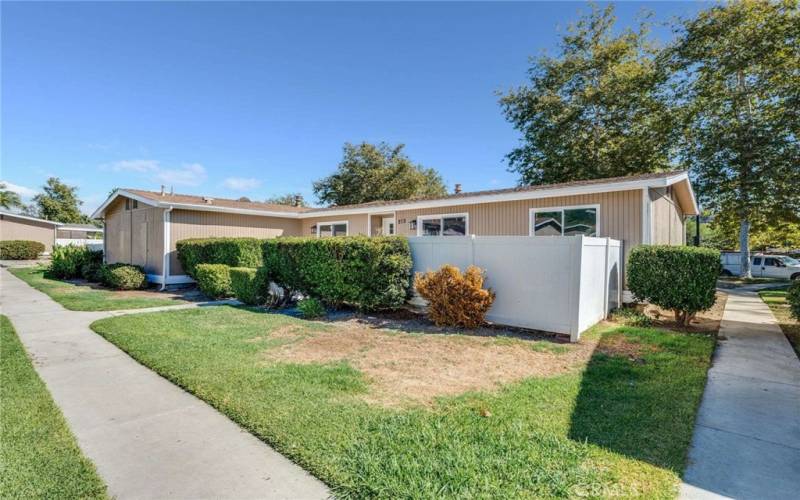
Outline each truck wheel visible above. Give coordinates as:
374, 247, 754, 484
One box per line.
721, 269, 733, 277
791, 273, 800, 281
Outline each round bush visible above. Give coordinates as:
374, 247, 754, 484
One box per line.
414, 265, 496, 329
297, 297, 325, 319
0, 240, 45, 260
101, 263, 147, 290
628, 245, 721, 326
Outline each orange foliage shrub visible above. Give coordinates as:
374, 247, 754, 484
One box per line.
414, 265, 496, 328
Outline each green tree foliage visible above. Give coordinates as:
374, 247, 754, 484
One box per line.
0, 183, 23, 210
264, 193, 308, 207
313, 142, 447, 206
666, 0, 800, 275
499, 4, 674, 185
31, 178, 94, 224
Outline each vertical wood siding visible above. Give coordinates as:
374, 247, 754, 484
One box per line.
395, 189, 643, 262
169, 209, 302, 275
0, 216, 56, 252
103, 197, 165, 275
651, 187, 686, 246
300, 214, 370, 238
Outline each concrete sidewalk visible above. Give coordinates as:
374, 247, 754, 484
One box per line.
0, 268, 330, 499
681, 288, 800, 500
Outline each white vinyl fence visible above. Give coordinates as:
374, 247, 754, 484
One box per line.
55, 238, 104, 251
408, 235, 621, 342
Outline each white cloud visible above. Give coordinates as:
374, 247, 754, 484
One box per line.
104, 159, 160, 173
0, 180, 39, 198
223, 177, 262, 191
101, 160, 207, 187
155, 163, 207, 187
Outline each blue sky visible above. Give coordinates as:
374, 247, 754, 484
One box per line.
1, 1, 705, 213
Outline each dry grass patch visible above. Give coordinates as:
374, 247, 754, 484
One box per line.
643, 291, 727, 334
264, 318, 596, 406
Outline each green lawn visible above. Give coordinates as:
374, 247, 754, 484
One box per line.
9, 266, 188, 311
759, 288, 800, 357
0, 315, 108, 498
91, 306, 715, 498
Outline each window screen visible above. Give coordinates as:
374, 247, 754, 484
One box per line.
421, 218, 442, 236
442, 216, 466, 236
563, 208, 597, 236
534, 211, 562, 236
533, 207, 597, 236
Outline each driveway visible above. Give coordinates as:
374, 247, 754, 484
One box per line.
681, 286, 800, 499
0, 267, 330, 499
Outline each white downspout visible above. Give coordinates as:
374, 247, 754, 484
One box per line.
161, 206, 173, 291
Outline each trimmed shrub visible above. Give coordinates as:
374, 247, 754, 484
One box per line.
195, 263, 233, 299
297, 297, 325, 319
414, 265, 496, 329
100, 263, 147, 290
628, 245, 721, 326
788, 281, 800, 321
49, 246, 102, 280
176, 238, 263, 278
229, 267, 269, 305
0, 240, 45, 260
263, 236, 412, 311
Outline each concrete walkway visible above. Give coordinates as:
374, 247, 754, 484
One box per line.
681, 287, 800, 500
0, 268, 330, 499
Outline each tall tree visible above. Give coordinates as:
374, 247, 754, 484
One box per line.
666, 0, 800, 277
0, 182, 23, 210
31, 177, 92, 224
499, 4, 674, 185
313, 142, 447, 206
265, 193, 309, 207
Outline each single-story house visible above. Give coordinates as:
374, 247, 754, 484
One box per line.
1, 211, 104, 254
91, 170, 698, 286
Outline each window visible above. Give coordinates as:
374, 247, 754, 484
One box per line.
417, 214, 468, 236
317, 221, 348, 237
530, 206, 598, 237
753, 257, 762, 265
132, 200, 138, 209
764, 257, 782, 267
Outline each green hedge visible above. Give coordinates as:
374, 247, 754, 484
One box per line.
229, 267, 269, 305
100, 263, 147, 290
176, 238, 263, 278
788, 281, 800, 321
49, 246, 103, 280
0, 240, 45, 260
195, 264, 232, 299
263, 236, 412, 311
628, 245, 721, 325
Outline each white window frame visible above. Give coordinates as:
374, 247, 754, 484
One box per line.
416, 213, 470, 237
316, 220, 349, 237
529, 204, 601, 237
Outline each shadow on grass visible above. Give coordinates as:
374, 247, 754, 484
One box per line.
568, 327, 714, 473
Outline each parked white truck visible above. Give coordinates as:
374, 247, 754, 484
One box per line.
721, 252, 800, 279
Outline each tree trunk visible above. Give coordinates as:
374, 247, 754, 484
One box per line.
739, 219, 752, 278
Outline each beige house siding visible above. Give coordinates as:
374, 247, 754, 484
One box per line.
104, 197, 165, 276
0, 215, 56, 252
395, 190, 643, 261
300, 214, 370, 238
169, 209, 302, 275
650, 187, 686, 246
